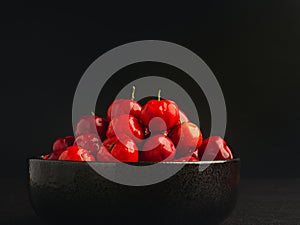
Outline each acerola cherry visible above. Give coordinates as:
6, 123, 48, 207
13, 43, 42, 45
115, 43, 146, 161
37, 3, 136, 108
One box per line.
74, 133, 101, 156
140, 90, 179, 133
111, 136, 138, 162
58, 146, 95, 161
52, 136, 75, 152
48, 136, 75, 160
179, 109, 189, 124
97, 135, 138, 162
106, 86, 142, 121
169, 122, 203, 158
140, 134, 176, 162
97, 137, 119, 162
192, 150, 199, 160
197, 136, 233, 160
107, 99, 142, 121
163, 110, 189, 136
75, 115, 108, 140
42, 154, 50, 160
47, 150, 65, 160
106, 114, 145, 144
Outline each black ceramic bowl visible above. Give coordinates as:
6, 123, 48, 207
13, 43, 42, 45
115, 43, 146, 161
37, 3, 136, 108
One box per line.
28, 158, 240, 225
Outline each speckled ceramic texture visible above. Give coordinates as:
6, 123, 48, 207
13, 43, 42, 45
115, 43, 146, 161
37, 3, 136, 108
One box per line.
28, 159, 240, 225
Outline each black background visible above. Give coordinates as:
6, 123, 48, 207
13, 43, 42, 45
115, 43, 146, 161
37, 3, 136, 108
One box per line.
1, 0, 300, 180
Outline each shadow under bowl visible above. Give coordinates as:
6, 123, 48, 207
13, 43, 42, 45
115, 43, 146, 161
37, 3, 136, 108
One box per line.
28, 158, 240, 225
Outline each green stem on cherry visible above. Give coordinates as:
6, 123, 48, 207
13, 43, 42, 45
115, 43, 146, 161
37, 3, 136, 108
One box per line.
108, 142, 117, 150
91, 112, 95, 116
131, 86, 136, 100
158, 89, 161, 101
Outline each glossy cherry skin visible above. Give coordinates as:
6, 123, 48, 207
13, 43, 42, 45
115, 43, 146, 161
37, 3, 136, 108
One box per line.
173, 156, 198, 162
179, 109, 189, 124
169, 122, 203, 158
163, 110, 189, 136
48, 136, 75, 160
140, 134, 176, 162
97, 135, 138, 162
192, 150, 199, 160
106, 114, 145, 143
52, 136, 75, 152
75, 115, 108, 140
140, 99, 180, 133
42, 154, 50, 160
96, 137, 119, 162
107, 99, 142, 121
47, 150, 65, 160
58, 146, 95, 161
111, 136, 138, 162
74, 133, 101, 156
197, 136, 233, 160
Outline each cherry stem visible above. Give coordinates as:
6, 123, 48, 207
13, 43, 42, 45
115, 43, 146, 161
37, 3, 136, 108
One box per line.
131, 86, 136, 100
158, 89, 161, 101
108, 142, 116, 150
91, 112, 95, 116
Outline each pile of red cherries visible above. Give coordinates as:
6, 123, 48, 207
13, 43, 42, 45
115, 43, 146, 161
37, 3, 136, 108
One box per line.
43, 88, 233, 162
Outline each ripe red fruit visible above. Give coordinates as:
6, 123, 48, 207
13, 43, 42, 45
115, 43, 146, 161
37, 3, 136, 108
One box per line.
58, 146, 95, 161
48, 136, 75, 160
197, 136, 233, 160
75, 115, 108, 140
107, 99, 142, 121
173, 156, 198, 162
52, 136, 75, 152
111, 138, 138, 162
97, 135, 138, 162
140, 98, 179, 133
169, 122, 203, 158
106, 86, 142, 121
192, 150, 199, 160
47, 150, 65, 160
97, 137, 119, 162
42, 154, 50, 160
179, 109, 189, 124
74, 133, 101, 156
140, 134, 176, 162
106, 114, 145, 143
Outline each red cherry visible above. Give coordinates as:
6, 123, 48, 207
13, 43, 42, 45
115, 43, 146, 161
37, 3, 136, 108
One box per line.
169, 122, 203, 158
179, 109, 189, 124
140, 91, 179, 133
106, 114, 145, 143
192, 150, 199, 160
65, 136, 75, 146
97, 147, 116, 162
140, 134, 176, 162
97, 135, 138, 162
106, 86, 142, 121
111, 136, 138, 162
42, 154, 50, 160
197, 136, 233, 160
47, 150, 65, 160
75, 115, 108, 140
101, 136, 119, 152
58, 146, 95, 161
107, 99, 142, 121
97, 137, 119, 162
49, 136, 75, 160
173, 156, 198, 162
52, 136, 75, 152
163, 110, 189, 136
74, 133, 101, 156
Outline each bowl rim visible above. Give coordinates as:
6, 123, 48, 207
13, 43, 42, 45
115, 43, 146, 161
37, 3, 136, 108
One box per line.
28, 157, 240, 165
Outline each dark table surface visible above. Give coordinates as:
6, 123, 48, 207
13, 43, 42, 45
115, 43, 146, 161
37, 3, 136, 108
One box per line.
1, 178, 299, 225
